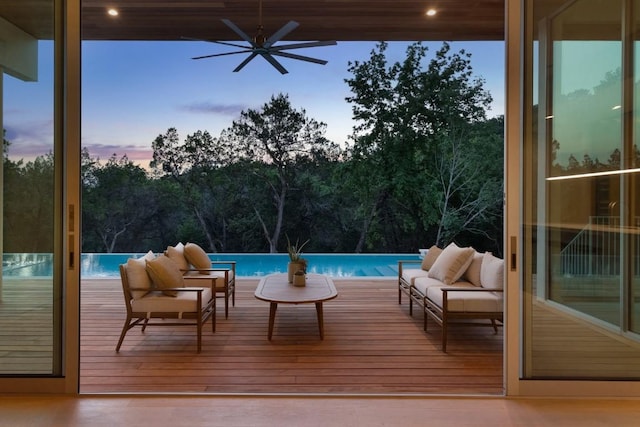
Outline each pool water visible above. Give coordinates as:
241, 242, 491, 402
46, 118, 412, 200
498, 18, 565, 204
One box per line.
4, 253, 421, 278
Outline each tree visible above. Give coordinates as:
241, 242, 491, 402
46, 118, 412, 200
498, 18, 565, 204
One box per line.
150, 128, 230, 251
218, 93, 340, 253
432, 117, 504, 249
3, 152, 54, 252
343, 42, 425, 252
344, 42, 498, 252
82, 154, 154, 252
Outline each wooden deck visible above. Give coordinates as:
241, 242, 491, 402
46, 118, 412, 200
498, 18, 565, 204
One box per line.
79, 278, 504, 394
7, 275, 640, 393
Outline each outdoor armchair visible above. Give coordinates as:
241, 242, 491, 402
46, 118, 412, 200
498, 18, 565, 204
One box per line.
165, 242, 236, 318
116, 252, 216, 353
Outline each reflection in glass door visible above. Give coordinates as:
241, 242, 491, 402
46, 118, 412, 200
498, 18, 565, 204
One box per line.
523, 0, 640, 379
630, 4, 640, 334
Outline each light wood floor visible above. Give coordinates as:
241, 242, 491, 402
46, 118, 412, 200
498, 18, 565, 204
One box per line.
2, 395, 640, 426
80, 278, 504, 394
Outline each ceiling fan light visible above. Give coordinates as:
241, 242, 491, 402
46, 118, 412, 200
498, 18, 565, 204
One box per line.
426, 9, 437, 17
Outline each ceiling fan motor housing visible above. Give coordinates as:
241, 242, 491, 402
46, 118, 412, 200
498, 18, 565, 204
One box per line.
253, 25, 266, 47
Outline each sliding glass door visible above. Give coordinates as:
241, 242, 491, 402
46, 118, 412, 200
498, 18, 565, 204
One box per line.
1, 0, 60, 376
0, 0, 80, 393
520, 0, 640, 382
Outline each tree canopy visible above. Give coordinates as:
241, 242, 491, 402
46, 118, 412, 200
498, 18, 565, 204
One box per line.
343, 42, 501, 252
4, 42, 505, 256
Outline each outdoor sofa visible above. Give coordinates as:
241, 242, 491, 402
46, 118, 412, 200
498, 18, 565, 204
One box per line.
398, 243, 504, 352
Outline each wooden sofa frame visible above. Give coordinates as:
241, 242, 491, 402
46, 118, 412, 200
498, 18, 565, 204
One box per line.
182, 261, 236, 319
413, 285, 503, 352
397, 259, 422, 315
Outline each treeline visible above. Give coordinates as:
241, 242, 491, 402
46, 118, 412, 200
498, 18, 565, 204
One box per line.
2, 149, 55, 253
4, 42, 506, 256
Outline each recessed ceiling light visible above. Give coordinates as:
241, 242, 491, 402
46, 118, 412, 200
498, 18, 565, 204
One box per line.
107, 8, 119, 17
426, 9, 437, 17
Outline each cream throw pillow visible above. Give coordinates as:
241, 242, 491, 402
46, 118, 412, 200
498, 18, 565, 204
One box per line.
146, 255, 184, 296
165, 242, 189, 271
462, 250, 484, 286
427, 242, 475, 285
126, 250, 155, 299
420, 245, 443, 271
184, 242, 211, 274
480, 252, 504, 290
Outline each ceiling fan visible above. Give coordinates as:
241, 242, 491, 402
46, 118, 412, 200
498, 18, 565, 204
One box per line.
187, 0, 337, 74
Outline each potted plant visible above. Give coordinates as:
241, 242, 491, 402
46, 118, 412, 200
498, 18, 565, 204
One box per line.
293, 269, 306, 287
286, 235, 309, 283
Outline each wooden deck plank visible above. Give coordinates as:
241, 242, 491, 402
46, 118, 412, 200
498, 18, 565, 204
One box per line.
79, 278, 504, 394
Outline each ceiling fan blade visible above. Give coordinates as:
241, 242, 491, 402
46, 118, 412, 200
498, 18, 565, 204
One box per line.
192, 50, 252, 60
264, 21, 299, 48
260, 53, 289, 74
183, 36, 252, 51
221, 18, 257, 46
270, 40, 337, 51
233, 52, 259, 72
270, 51, 328, 65
208, 40, 253, 50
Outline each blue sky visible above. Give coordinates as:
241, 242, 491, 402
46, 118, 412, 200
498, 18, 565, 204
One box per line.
4, 40, 505, 167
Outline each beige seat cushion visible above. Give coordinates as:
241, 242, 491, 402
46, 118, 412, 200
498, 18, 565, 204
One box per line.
401, 268, 429, 286
413, 276, 449, 297
420, 245, 443, 270
126, 250, 156, 299
427, 242, 475, 285
426, 283, 503, 313
146, 255, 184, 296
480, 252, 504, 290
165, 242, 189, 271
183, 242, 211, 273
130, 287, 213, 314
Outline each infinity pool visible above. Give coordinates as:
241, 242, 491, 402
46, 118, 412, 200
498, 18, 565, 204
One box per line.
3, 253, 420, 278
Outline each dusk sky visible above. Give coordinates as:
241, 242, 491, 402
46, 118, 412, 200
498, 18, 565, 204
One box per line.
4, 40, 506, 168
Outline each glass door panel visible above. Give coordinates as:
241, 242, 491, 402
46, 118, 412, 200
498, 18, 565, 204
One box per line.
523, 0, 640, 379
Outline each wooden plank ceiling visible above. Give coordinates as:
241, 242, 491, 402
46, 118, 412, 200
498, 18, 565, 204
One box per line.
3, 0, 506, 42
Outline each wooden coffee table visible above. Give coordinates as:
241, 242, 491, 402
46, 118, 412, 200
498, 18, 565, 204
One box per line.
254, 273, 338, 340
